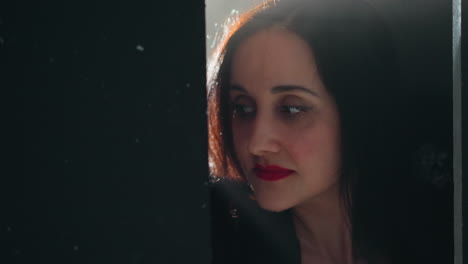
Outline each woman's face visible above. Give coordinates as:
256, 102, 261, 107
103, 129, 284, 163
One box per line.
229, 28, 341, 212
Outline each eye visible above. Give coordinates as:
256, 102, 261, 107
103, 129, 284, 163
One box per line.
232, 103, 255, 118
279, 105, 309, 115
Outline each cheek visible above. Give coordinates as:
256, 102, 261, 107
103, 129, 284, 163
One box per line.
232, 122, 251, 162
288, 123, 341, 171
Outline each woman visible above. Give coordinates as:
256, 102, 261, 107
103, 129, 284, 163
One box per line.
207, 0, 449, 263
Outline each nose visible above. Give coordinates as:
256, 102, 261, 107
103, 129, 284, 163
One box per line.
247, 113, 281, 157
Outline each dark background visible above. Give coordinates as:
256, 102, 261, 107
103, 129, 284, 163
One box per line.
2, 0, 210, 263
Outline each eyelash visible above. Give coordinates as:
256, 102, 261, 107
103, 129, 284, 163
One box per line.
279, 105, 309, 115
231, 104, 310, 119
232, 104, 255, 118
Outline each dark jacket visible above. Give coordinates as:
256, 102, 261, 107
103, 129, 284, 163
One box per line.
210, 179, 453, 264
210, 179, 300, 264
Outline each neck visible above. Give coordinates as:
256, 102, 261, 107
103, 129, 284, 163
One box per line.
292, 184, 354, 264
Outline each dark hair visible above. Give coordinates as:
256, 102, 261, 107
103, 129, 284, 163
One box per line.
208, 0, 411, 261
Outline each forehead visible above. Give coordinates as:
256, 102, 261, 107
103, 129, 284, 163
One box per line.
230, 28, 319, 89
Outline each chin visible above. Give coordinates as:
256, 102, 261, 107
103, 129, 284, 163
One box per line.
255, 196, 292, 213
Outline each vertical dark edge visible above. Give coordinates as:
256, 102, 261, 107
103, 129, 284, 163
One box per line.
453, 0, 462, 262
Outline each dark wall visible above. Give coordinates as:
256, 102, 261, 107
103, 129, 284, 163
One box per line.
2, 0, 210, 263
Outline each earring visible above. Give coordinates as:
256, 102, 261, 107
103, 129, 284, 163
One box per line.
247, 182, 254, 192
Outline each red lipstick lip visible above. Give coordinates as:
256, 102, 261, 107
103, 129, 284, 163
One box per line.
253, 164, 295, 181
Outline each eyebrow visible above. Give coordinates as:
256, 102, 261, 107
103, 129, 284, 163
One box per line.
230, 84, 320, 97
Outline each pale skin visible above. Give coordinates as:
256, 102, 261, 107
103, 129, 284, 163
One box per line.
229, 28, 362, 264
